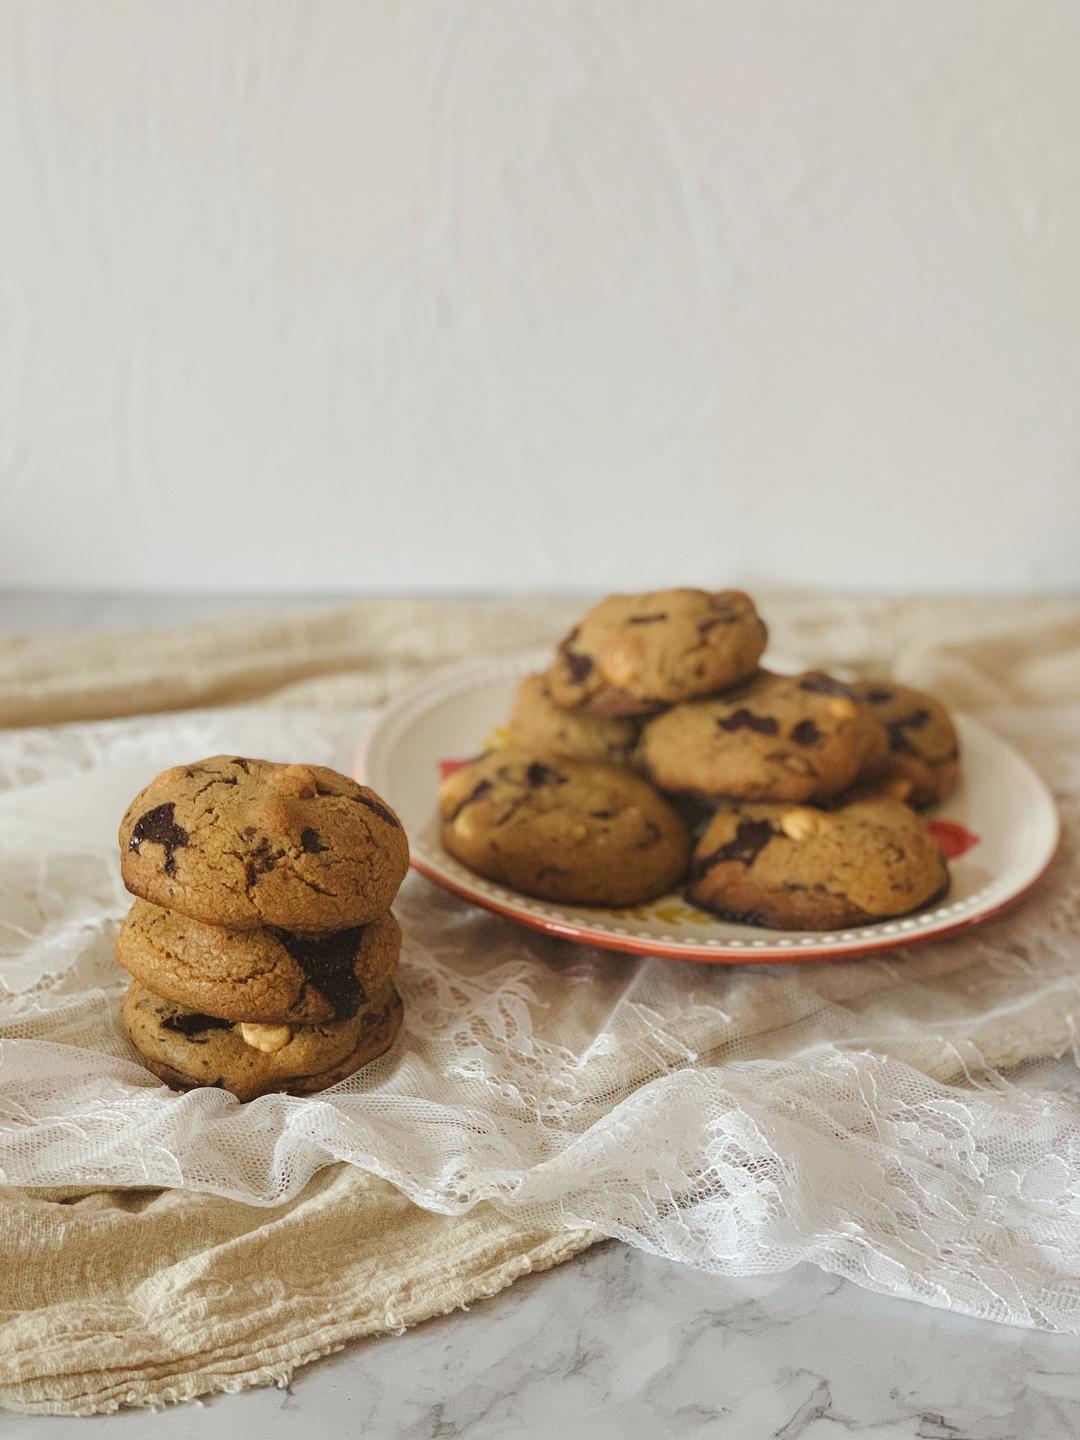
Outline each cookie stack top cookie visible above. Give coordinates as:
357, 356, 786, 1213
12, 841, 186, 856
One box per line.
119, 755, 409, 930
116, 756, 410, 1101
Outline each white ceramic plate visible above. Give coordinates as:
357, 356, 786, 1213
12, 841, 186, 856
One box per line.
360, 651, 1060, 964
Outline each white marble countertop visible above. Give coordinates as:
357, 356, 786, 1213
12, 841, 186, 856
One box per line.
8, 1247, 1080, 1439
5, 592, 1080, 1439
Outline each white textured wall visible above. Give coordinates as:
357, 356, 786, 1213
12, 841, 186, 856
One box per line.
2, 1, 1079, 594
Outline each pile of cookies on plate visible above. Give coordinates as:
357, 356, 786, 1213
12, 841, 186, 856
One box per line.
115, 755, 409, 1099
439, 588, 960, 930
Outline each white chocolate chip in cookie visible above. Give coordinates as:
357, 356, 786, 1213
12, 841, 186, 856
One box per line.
780, 807, 824, 841
266, 764, 318, 799
602, 641, 641, 688
239, 1022, 293, 1053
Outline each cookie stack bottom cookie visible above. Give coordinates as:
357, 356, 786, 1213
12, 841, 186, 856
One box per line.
122, 978, 403, 1101
117, 903, 404, 1101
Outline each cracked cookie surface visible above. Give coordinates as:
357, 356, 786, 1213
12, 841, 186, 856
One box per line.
508, 672, 641, 767
116, 900, 400, 1024
119, 756, 409, 931
547, 589, 766, 716
855, 681, 960, 807
686, 797, 949, 930
122, 978, 403, 1101
439, 748, 691, 906
641, 670, 887, 803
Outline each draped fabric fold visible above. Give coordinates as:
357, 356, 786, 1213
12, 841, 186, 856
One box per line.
1, 595, 1078, 1414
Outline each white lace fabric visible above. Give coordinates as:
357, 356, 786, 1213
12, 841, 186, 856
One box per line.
2, 704, 1080, 1331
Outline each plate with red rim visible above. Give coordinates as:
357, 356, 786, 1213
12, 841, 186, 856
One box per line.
359, 650, 1060, 963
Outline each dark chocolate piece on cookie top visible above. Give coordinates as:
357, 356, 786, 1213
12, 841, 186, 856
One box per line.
351, 793, 402, 829
525, 760, 567, 787
561, 648, 594, 683
693, 818, 776, 872
797, 673, 853, 697
716, 708, 779, 736
886, 709, 932, 756
271, 926, 371, 1020
243, 836, 282, 887
129, 803, 189, 875
790, 720, 823, 746
446, 778, 493, 823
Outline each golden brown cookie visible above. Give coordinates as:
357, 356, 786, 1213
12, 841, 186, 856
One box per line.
548, 589, 767, 716
640, 670, 887, 804
439, 749, 691, 906
855, 681, 960, 807
507, 672, 641, 767
686, 797, 949, 930
115, 900, 400, 1024
122, 978, 402, 1101
119, 756, 409, 932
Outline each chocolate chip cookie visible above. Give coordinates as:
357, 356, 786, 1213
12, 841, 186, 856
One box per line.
122, 978, 403, 1101
116, 900, 401, 1024
640, 670, 887, 804
439, 749, 691, 906
548, 589, 767, 716
855, 681, 960, 807
508, 672, 641, 767
119, 756, 409, 932
686, 797, 949, 930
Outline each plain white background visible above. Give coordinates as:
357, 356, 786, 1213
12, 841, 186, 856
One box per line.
1, 0, 1079, 595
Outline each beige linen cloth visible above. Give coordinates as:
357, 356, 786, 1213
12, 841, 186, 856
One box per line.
0, 593, 1078, 1415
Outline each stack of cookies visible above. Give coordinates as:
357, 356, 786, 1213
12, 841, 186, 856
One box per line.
439, 588, 960, 930
115, 755, 410, 1100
